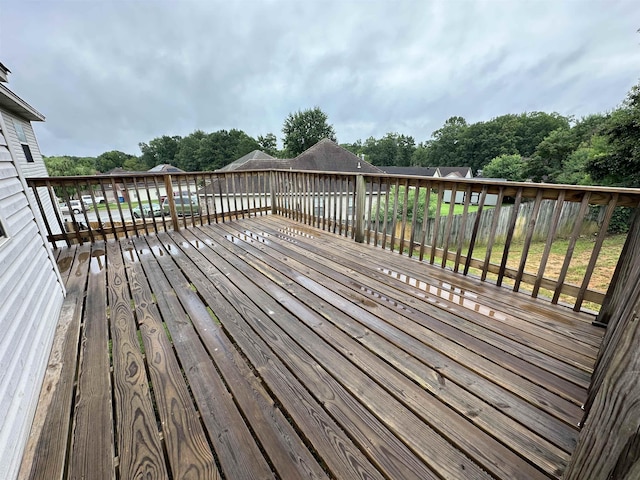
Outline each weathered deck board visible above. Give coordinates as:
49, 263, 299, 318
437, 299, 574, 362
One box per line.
18, 243, 90, 480
122, 238, 218, 479
67, 242, 114, 480
21, 215, 602, 479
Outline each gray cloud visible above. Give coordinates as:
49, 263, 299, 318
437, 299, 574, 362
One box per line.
1, 0, 638, 156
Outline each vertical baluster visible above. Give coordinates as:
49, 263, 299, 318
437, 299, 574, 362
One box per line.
388, 179, 400, 252
152, 176, 168, 232
418, 181, 433, 262
496, 187, 523, 286
463, 186, 488, 275
453, 184, 473, 273
97, 177, 116, 240
373, 177, 383, 247
574, 194, 619, 311
398, 179, 410, 255
175, 175, 188, 230
440, 182, 459, 268
45, 179, 69, 247
531, 190, 576, 298
131, 175, 149, 236
78, 179, 96, 244
337, 176, 344, 236
365, 177, 374, 245
429, 186, 444, 265
380, 178, 391, 250
514, 190, 545, 292
111, 177, 130, 238
480, 187, 505, 281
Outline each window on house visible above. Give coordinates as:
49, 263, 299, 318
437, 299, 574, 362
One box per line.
0, 218, 6, 242
13, 121, 27, 143
13, 120, 34, 162
22, 144, 34, 162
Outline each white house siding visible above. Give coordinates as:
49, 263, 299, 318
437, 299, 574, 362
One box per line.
0, 110, 60, 236
0, 131, 64, 478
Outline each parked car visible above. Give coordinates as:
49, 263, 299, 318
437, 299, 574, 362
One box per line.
133, 202, 163, 219
162, 194, 200, 216
59, 200, 84, 214
81, 194, 105, 206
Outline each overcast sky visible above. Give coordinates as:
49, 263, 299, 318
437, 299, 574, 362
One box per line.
1, 0, 638, 157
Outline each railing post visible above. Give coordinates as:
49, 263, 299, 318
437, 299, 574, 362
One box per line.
164, 174, 180, 231
354, 175, 366, 243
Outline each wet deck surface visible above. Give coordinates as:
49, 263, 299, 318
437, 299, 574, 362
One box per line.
21, 215, 603, 479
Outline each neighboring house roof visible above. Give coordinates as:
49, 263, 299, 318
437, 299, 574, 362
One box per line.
437, 167, 472, 178
380, 166, 472, 178
200, 139, 383, 195
381, 166, 438, 177
217, 150, 289, 172
291, 138, 383, 174
0, 82, 45, 122
148, 163, 184, 173
217, 140, 383, 175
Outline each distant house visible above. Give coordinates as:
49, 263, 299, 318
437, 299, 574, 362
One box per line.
218, 150, 290, 172
0, 63, 65, 480
381, 166, 472, 179
147, 163, 185, 174
218, 139, 383, 174
198, 139, 384, 216
290, 139, 383, 174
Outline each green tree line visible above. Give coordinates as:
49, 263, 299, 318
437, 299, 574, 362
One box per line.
45, 83, 640, 188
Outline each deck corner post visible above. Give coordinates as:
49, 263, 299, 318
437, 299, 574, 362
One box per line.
164, 174, 180, 231
354, 174, 366, 243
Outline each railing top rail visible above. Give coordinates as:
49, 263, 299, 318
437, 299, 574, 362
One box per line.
27, 171, 640, 207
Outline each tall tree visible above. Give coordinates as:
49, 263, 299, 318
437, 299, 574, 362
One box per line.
587, 81, 640, 187
138, 135, 182, 169
257, 133, 279, 156
95, 150, 137, 173
44, 155, 96, 176
363, 133, 416, 166
282, 107, 336, 156
174, 130, 207, 171
422, 116, 468, 167
481, 154, 527, 181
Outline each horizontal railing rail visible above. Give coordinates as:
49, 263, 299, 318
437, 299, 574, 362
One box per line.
27, 171, 271, 248
271, 170, 640, 314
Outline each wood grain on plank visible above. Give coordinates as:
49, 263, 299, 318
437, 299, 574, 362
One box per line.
195, 224, 562, 479
135, 236, 273, 480
121, 238, 219, 479
19, 244, 90, 480
165, 229, 487, 480
68, 242, 115, 480
105, 240, 168, 479
159, 231, 435, 480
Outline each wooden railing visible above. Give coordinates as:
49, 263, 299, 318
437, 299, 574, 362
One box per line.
26, 171, 271, 248
564, 209, 640, 479
28, 169, 640, 315
271, 170, 640, 314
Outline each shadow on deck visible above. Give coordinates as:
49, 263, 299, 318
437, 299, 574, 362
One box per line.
20, 215, 603, 480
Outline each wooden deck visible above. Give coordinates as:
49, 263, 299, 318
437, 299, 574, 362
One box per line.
20, 215, 603, 480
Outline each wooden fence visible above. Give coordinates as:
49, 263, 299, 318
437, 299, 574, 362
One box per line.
271, 171, 640, 313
